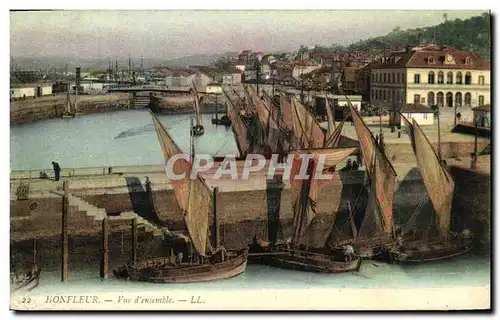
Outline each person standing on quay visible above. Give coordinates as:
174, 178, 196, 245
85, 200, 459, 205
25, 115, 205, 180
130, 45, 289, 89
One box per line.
52, 161, 61, 181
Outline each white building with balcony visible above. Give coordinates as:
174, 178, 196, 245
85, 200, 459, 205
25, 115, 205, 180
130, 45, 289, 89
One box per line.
370, 44, 490, 113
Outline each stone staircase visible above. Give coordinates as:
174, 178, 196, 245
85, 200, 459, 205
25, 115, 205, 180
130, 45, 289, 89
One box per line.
51, 191, 166, 238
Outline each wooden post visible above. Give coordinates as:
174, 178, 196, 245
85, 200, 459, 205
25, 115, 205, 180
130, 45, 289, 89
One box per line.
213, 187, 220, 249
131, 218, 137, 264
437, 109, 441, 161
100, 218, 109, 279
348, 201, 358, 239
61, 180, 69, 282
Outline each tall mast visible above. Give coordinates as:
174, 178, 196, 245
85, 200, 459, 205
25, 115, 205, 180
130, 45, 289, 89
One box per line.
190, 116, 195, 160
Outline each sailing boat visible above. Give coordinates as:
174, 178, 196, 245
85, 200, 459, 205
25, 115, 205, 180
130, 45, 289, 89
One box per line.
252, 149, 362, 273
330, 103, 398, 259
11, 240, 40, 293
191, 81, 204, 136
211, 93, 231, 126
388, 114, 474, 263
113, 113, 248, 283
61, 83, 76, 118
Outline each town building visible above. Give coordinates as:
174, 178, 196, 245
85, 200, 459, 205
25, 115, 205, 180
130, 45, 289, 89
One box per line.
292, 60, 322, 80
206, 83, 223, 95
341, 66, 359, 94
238, 50, 253, 64
10, 82, 53, 100
164, 70, 194, 88
215, 68, 242, 85
397, 103, 435, 126
370, 44, 491, 113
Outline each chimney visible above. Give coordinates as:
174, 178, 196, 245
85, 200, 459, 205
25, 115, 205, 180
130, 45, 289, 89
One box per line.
406, 45, 412, 53
75, 67, 81, 93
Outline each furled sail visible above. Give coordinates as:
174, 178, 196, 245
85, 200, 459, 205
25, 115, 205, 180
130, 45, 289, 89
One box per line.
357, 150, 387, 239
400, 113, 416, 153
324, 119, 345, 149
150, 112, 190, 213
222, 88, 250, 156
291, 98, 325, 149
411, 118, 455, 241
349, 105, 375, 175
279, 92, 295, 132
289, 147, 356, 246
247, 85, 270, 135
325, 96, 336, 138
348, 103, 396, 235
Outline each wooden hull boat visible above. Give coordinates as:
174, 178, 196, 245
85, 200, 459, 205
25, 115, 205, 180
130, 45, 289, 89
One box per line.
211, 116, 232, 126
191, 124, 204, 136
61, 113, 76, 118
11, 268, 41, 293
388, 236, 474, 263
333, 236, 395, 259
113, 249, 248, 284
266, 249, 362, 273
249, 241, 362, 273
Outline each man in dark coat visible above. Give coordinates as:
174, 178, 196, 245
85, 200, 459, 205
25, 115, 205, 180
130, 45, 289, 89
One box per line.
52, 161, 61, 181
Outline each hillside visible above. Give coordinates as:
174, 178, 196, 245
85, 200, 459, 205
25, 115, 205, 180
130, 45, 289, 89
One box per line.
347, 13, 491, 60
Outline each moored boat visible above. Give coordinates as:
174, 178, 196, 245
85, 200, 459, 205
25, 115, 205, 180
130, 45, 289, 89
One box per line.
113, 249, 248, 283
387, 113, 475, 263
113, 112, 247, 283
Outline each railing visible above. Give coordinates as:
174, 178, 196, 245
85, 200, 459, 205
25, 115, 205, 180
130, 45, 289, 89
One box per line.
10, 164, 165, 180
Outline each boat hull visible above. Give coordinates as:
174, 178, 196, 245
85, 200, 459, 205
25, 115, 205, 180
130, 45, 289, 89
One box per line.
11, 269, 40, 293
113, 249, 248, 284
249, 243, 362, 273
389, 237, 474, 263
265, 251, 362, 273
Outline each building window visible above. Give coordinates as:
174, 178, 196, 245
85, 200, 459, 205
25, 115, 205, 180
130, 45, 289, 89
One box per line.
383, 73, 387, 83
402, 73, 405, 83
446, 92, 453, 108
414, 94, 421, 104
383, 90, 386, 101
464, 92, 471, 107
428, 71, 435, 84
465, 57, 472, 64
455, 92, 462, 107
456, 72, 463, 84
397, 73, 400, 83
427, 92, 435, 107
392, 73, 395, 83
479, 95, 485, 106
414, 74, 420, 84
438, 71, 444, 84
465, 72, 472, 85
478, 76, 485, 85
446, 72, 453, 84
437, 92, 444, 107
428, 57, 435, 64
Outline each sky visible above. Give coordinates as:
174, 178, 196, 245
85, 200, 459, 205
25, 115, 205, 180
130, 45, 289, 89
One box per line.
10, 10, 488, 59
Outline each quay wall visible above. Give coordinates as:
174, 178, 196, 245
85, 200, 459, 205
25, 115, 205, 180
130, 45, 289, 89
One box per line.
10, 93, 130, 125
10, 160, 490, 251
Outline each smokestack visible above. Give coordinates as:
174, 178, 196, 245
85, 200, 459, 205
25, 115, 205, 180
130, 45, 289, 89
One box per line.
75, 67, 81, 93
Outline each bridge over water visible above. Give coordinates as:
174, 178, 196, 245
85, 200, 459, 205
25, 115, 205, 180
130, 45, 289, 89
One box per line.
107, 85, 192, 94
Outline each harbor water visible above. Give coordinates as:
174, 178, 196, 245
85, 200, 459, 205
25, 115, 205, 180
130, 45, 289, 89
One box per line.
10, 109, 491, 294
10, 109, 239, 171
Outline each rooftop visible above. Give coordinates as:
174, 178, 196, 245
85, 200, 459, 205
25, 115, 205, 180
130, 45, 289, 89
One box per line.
371, 44, 490, 70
